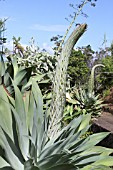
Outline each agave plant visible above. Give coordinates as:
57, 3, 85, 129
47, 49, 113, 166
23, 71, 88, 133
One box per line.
63, 65, 106, 122
0, 80, 113, 170
63, 89, 104, 124
71, 87, 104, 115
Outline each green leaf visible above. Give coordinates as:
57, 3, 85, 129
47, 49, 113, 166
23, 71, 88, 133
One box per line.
24, 159, 40, 170
0, 85, 13, 139
0, 127, 24, 170
32, 79, 43, 124
24, 91, 34, 134
0, 55, 5, 78
22, 74, 46, 92
0, 156, 10, 168
75, 132, 110, 152
93, 156, 113, 167
12, 57, 18, 78
11, 83, 29, 160
14, 67, 32, 86
1, 127, 24, 164
90, 165, 112, 170
0, 167, 14, 170
78, 114, 91, 131
46, 164, 77, 170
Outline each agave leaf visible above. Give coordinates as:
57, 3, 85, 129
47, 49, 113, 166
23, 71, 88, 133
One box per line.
24, 91, 34, 134
81, 164, 112, 170
14, 67, 32, 86
38, 114, 50, 152
39, 140, 63, 160
78, 114, 91, 131
0, 55, 5, 78
38, 153, 65, 169
71, 149, 113, 168
82, 157, 113, 170
39, 115, 89, 160
0, 156, 10, 168
0, 85, 13, 139
73, 153, 101, 167
22, 74, 46, 92
75, 132, 110, 152
24, 159, 40, 170
90, 165, 112, 170
4, 66, 13, 87
32, 79, 43, 126
1, 126, 24, 163
46, 164, 76, 170
9, 104, 29, 160
92, 156, 113, 167
30, 79, 44, 138
14, 83, 26, 121
79, 146, 113, 156
0, 167, 14, 170
26, 80, 45, 157
12, 57, 18, 78
10, 83, 29, 160
0, 128, 24, 170
43, 115, 83, 151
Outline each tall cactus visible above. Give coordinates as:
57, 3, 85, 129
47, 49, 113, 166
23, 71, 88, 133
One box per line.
48, 24, 87, 137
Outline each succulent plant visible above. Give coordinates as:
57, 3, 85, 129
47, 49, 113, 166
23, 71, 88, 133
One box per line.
63, 64, 106, 122
0, 81, 113, 169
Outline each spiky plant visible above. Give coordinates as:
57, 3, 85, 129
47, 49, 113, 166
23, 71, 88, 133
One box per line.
0, 80, 113, 170
65, 87, 104, 119
63, 64, 106, 122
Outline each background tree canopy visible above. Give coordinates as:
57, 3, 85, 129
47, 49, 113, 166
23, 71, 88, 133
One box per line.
68, 49, 90, 86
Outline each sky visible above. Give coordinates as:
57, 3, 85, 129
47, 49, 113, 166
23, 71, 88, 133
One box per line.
0, 0, 113, 53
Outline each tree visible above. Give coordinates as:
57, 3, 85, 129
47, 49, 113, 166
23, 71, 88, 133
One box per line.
67, 49, 90, 86
79, 45, 95, 68
96, 55, 113, 93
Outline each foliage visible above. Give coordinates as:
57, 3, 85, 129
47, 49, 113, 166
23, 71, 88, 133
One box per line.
67, 49, 90, 86
92, 41, 113, 94
0, 54, 49, 98
96, 55, 113, 93
1, 1, 113, 169
64, 64, 105, 122
102, 89, 110, 98
64, 87, 104, 123
78, 45, 95, 69
0, 82, 113, 169
7, 37, 56, 76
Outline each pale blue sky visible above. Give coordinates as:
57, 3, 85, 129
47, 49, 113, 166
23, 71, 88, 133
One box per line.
0, 0, 113, 52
